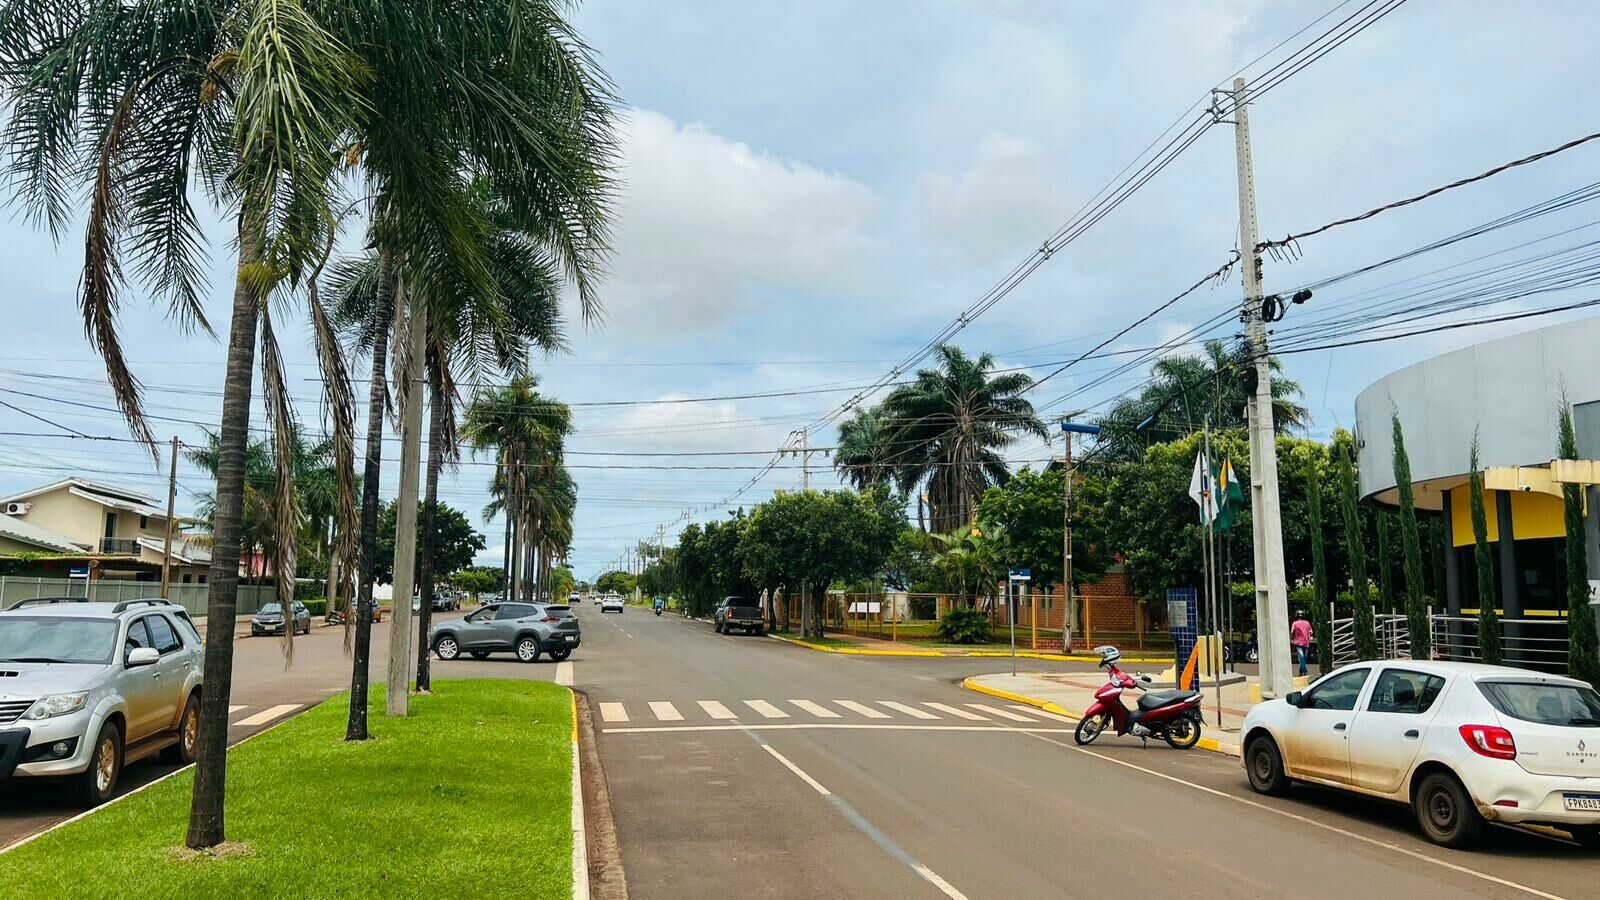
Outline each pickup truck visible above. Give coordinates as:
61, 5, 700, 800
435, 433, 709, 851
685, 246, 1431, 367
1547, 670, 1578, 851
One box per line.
714, 597, 765, 636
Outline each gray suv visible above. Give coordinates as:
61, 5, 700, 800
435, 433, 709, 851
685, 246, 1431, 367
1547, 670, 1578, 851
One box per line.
430, 602, 580, 663
0, 599, 203, 805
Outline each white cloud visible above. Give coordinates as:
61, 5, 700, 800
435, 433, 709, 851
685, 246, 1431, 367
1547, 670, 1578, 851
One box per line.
920, 133, 1066, 264
597, 110, 881, 341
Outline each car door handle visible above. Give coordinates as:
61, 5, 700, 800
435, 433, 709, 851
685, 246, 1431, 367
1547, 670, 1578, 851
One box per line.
1404, 729, 1420, 739
1333, 722, 1346, 731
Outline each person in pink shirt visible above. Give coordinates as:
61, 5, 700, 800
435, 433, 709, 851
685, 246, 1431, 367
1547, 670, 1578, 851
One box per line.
1290, 611, 1313, 676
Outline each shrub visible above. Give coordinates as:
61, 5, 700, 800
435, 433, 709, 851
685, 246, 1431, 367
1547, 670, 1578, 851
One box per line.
301, 598, 327, 617
937, 608, 990, 644
909, 595, 937, 620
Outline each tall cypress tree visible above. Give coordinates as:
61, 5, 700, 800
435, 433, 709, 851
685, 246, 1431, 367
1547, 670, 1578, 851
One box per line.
1376, 512, 1396, 616
1468, 436, 1502, 665
1306, 467, 1333, 672
1428, 518, 1446, 606
1559, 402, 1600, 688
1392, 412, 1431, 658
1338, 446, 1379, 660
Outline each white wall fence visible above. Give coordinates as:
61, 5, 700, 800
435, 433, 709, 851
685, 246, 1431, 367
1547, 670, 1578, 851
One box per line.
0, 576, 278, 617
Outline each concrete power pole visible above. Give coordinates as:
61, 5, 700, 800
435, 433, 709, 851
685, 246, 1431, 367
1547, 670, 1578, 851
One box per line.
387, 294, 427, 717
1224, 78, 1292, 698
159, 435, 179, 598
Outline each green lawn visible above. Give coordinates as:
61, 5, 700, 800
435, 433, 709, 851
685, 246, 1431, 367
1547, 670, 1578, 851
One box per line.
0, 679, 573, 899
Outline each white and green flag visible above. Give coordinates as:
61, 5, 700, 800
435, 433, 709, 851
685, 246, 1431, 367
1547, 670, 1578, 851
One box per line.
1189, 451, 1245, 531
1189, 450, 1216, 525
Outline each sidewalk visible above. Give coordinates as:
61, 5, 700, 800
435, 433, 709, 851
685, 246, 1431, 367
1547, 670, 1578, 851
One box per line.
768, 630, 1172, 663
963, 670, 1264, 757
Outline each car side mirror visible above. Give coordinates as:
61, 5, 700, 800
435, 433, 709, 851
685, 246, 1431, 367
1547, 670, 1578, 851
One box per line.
1285, 691, 1303, 708
127, 647, 159, 667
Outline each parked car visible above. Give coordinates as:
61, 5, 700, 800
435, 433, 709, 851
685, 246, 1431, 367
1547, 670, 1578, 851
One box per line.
9, 597, 93, 610
429, 601, 580, 663
0, 598, 202, 805
1242, 659, 1600, 848
428, 593, 458, 612
599, 594, 625, 614
714, 596, 764, 635
251, 600, 311, 636
569, 593, 583, 605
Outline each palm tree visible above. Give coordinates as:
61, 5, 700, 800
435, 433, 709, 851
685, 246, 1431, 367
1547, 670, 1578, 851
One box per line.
927, 523, 1009, 608
880, 346, 1048, 534
1096, 340, 1310, 460
833, 407, 896, 491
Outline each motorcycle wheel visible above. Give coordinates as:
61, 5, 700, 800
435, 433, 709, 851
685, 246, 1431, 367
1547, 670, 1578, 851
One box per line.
1073, 712, 1110, 745
1164, 716, 1202, 750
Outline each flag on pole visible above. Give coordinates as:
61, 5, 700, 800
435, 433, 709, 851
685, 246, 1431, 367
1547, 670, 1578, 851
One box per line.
1215, 457, 1244, 532
1188, 450, 1216, 525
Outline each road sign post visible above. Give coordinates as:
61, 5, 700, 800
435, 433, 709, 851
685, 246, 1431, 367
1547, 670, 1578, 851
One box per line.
1008, 569, 1030, 675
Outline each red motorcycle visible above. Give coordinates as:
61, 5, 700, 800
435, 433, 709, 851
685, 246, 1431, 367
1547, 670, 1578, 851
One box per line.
1074, 647, 1204, 749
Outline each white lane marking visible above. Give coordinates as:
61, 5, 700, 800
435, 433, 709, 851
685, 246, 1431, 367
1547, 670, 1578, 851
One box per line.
1022, 731, 1567, 900
788, 700, 840, 718
744, 699, 789, 719
227, 705, 245, 714
761, 744, 830, 796
234, 704, 299, 727
555, 660, 574, 686
1009, 704, 1076, 723
924, 702, 987, 720
969, 704, 1036, 722
758, 744, 968, 900
648, 701, 684, 722
878, 701, 940, 720
834, 700, 891, 719
603, 723, 1077, 734
598, 702, 629, 723
698, 700, 737, 720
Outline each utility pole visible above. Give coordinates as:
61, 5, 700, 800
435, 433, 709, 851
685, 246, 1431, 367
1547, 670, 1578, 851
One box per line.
159, 435, 179, 598
786, 428, 821, 489
1221, 77, 1292, 698
1061, 419, 1101, 653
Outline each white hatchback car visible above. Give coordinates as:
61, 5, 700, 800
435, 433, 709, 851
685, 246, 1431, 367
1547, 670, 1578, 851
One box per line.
1242, 660, 1600, 848
599, 594, 625, 613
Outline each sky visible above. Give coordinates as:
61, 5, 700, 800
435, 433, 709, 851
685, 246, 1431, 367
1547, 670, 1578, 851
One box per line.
2, 0, 1599, 582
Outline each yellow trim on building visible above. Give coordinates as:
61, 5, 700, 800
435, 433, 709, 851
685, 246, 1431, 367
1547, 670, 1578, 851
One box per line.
1449, 485, 1568, 546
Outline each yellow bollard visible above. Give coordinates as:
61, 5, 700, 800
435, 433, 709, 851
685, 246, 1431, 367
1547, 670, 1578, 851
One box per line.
1248, 683, 1263, 704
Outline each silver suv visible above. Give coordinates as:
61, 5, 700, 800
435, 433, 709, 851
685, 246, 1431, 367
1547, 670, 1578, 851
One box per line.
429, 602, 581, 663
0, 598, 203, 806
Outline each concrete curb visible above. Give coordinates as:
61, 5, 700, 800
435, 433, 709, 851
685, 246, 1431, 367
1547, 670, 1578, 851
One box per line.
766, 631, 1169, 663
570, 690, 589, 900
960, 676, 1242, 758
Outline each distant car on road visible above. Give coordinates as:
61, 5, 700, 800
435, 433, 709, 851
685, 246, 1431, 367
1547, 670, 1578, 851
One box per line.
1242, 659, 1600, 848
0, 598, 202, 806
251, 600, 311, 636
569, 593, 583, 605
430, 601, 580, 663
599, 594, 624, 614
714, 597, 764, 636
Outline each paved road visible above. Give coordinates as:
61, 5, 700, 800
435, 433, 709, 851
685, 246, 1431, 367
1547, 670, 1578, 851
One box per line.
578, 608, 1597, 900
0, 610, 560, 848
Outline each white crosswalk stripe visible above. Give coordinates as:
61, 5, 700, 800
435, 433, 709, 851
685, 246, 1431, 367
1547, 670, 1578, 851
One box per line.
743, 699, 789, 719
234, 704, 300, 727
599, 702, 629, 723
698, 700, 737, 720
969, 704, 1035, 722
1009, 704, 1076, 723
878, 701, 940, 720
649, 701, 684, 722
788, 700, 839, 718
833, 700, 890, 719
923, 702, 988, 720
228, 705, 246, 714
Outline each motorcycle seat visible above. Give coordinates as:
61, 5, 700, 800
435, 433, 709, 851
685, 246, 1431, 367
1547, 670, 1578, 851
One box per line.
1137, 690, 1199, 711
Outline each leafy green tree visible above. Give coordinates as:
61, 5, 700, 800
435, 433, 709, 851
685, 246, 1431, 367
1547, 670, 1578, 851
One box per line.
882, 529, 935, 592
1559, 402, 1600, 688
1337, 446, 1379, 660
596, 571, 636, 596
451, 568, 500, 601
548, 566, 575, 601
741, 488, 899, 637
374, 501, 486, 586
1467, 437, 1502, 665
1392, 412, 1430, 658
976, 465, 1109, 596
1304, 463, 1333, 672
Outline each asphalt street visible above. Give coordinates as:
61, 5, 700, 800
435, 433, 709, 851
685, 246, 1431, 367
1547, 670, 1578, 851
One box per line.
578, 607, 1599, 900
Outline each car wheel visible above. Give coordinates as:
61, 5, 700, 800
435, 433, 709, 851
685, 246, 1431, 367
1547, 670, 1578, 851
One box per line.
468, 650, 491, 660
714, 622, 722, 634
71, 721, 122, 807
162, 694, 200, 765
1245, 734, 1289, 795
1073, 712, 1110, 745
434, 635, 461, 661
1414, 771, 1484, 848
1568, 825, 1600, 849
516, 636, 541, 663
549, 648, 572, 662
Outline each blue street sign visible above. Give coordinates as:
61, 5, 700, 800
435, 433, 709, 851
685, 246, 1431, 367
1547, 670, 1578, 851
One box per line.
1061, 422, 1102, 436
68, 567, 89, 578
1008, 568, 1031, 580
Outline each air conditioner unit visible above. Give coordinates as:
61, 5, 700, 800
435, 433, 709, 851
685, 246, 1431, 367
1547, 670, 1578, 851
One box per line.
4, 502, 29, 516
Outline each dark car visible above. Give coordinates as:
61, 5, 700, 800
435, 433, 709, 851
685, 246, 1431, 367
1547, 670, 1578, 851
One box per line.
429, 601, 580, 663
714, 597, 764, 636
252, 600, 311, 636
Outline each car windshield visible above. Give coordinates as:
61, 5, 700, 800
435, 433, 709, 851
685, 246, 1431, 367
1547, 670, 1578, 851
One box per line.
543, 606, 574, 618
258, 603, 282, 616
1479, 680, 1600, 727
0, 615, 119, 664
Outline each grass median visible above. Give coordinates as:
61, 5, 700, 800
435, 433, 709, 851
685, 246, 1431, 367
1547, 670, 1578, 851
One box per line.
0, 678, 573, 899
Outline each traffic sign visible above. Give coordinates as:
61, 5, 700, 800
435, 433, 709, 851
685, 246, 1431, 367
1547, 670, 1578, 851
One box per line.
68, 567, 89, 579
1008, 568, 1030, 580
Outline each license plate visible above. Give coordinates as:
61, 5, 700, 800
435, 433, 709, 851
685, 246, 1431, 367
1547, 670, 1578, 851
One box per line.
1563, 793, 1600, 811
564, 635, 577, 642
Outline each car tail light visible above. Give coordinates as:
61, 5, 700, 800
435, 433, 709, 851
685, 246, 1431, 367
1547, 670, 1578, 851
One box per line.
540, 616, 560, 624
1459, 724, 1516, 760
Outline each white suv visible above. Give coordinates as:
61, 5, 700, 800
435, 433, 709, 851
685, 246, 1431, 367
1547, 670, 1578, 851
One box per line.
0, 598, 204, 806
1242, 660, 1600, 848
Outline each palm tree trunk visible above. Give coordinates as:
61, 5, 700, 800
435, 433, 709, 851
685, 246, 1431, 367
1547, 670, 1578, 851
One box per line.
346, 256, 395, 742
500, 451, 511, 599
186, 210, 264, 850
507, 453, 522, 604
386, 288, 427, 717
414, 360, 444, 692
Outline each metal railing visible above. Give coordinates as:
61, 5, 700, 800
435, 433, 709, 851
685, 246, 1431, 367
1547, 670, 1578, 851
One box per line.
1431, 615, 1572, 672
1329, 612, 1410, 666
98, 538, 140, 555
